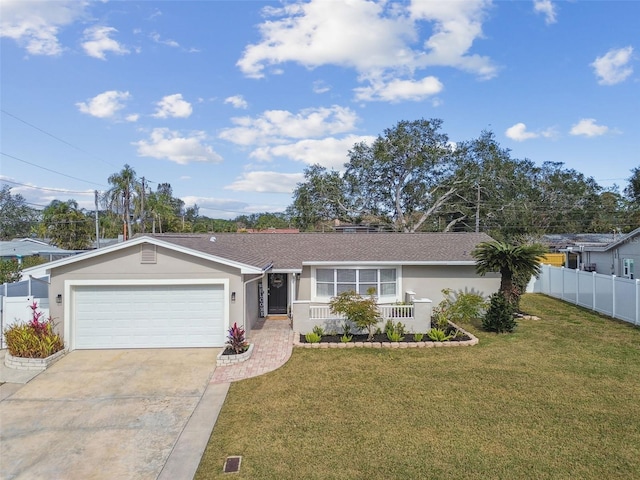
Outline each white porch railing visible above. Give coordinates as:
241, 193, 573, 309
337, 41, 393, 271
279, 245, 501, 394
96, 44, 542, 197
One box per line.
309, 304, 414, 321
294, 300, 431, 335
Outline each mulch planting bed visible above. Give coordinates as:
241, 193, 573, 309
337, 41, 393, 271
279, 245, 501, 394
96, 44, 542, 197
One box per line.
299, 327, 471, 344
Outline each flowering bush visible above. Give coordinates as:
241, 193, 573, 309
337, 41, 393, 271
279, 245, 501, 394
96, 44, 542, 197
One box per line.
225, 322, 249, 354
4, 301, 64, 358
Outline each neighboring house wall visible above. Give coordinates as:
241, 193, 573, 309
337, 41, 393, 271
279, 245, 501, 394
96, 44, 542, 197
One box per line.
583, 236, 640, 277
48, 244, 245, 341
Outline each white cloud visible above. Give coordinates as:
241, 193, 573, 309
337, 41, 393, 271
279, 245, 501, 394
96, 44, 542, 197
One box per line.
152, 94, 193, 118
591, 46, 634, 85
225, 171, 305, 193
134, 128, 223, 164
81, 25, 129, 60
250, 135, 376, 170
505, 123, 539, 141
505, 122, 558, 141
76, 90, 131, 119
125, 113, 140, 122
224, 95, 249, 109
312, 80, 331, 94
410, 0, 496, 79
0, 0, 87, 56
150, 32, 179, 47
219, 105, 359, 146
570, 118, 609, 137
237, 0, 495, 100
354, 76, 443, 102
533, 0, 557, 25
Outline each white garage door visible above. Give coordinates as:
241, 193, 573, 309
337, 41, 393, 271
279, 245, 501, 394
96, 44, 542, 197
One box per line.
73, 284, 226, 349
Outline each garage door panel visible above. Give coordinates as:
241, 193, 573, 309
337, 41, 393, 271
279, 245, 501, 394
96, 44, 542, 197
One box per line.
73, 284, 226, 349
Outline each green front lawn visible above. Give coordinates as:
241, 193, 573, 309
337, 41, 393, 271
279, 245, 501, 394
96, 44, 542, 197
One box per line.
196, 294, 640, 480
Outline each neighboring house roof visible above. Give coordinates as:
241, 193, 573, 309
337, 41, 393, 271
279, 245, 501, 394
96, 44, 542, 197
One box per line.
147, 232, 494, 271
0, 240, 80, 259
542, 233, 616, 249
90, 238, 122, 249
579, 227, 640, 252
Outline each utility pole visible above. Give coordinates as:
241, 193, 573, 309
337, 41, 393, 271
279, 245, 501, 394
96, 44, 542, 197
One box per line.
475, 183, 480, 233
94, 190, 100, 249
140, 176, 146, 233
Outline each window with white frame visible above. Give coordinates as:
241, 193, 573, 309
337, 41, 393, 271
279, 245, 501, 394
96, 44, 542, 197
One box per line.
315, 268, 397, 298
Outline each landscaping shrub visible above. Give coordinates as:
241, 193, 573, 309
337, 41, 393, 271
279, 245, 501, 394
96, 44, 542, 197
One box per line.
4, 301, 63, 358
329, 289, 381, 341
427, 327, 453, 342
482, 292, 517, 333
304, 332, 322, 343
226, 322, 249, 353
433, 288, 488, 328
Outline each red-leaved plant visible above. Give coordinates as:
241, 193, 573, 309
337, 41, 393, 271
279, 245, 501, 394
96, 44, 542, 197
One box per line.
4, 300, 64, 358
28, 301, 48, 335
226, 322, 249, 354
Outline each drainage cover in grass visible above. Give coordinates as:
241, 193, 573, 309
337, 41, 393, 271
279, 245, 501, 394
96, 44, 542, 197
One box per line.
223, 456, 242, 473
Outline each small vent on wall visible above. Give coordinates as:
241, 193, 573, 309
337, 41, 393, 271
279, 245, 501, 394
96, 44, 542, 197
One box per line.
141, 244, 157, 264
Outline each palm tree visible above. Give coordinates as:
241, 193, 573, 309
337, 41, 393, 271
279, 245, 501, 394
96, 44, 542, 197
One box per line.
42, 199, 92, 249
105, 165, 138, 240
472, 241, 546, 303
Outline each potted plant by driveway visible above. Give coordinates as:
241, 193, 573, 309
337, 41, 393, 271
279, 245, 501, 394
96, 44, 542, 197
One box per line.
4, 301, 66, 371
216, 322, 254, 366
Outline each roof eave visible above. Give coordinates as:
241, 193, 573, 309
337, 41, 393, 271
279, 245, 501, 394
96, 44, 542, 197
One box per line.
302, 260, 476, 266
22, 236, 264, 275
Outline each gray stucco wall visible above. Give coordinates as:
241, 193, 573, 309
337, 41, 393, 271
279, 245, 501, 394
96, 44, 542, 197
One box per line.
296, 264, 499, 305
401, 265, 500, 305
244, 275, 262, 336
48, 244, 244, 341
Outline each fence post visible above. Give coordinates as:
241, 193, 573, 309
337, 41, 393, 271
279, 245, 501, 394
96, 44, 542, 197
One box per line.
592, 272, 596, 312
561, 267, 566, 301
636, 279, 639, 326
575, 268, 579, 305
611, 275, 616, 319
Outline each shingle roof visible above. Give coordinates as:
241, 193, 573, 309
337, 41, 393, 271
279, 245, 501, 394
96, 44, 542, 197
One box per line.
147, 232, 494, 270
0, 240, 79, 258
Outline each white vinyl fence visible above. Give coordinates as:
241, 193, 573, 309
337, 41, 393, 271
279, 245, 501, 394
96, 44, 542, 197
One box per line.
1, 276, 50, 348
532, 264, 639, 326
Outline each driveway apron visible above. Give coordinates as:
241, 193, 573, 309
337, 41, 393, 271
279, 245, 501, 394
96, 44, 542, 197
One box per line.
0, 348, 218, 480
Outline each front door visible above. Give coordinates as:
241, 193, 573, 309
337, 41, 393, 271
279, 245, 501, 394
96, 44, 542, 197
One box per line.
267, 273, 288, 314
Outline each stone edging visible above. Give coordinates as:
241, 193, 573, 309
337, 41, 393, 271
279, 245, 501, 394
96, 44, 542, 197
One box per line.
294, 322, 478, 349
4, 349, 67, 371
216, 343, 254, 366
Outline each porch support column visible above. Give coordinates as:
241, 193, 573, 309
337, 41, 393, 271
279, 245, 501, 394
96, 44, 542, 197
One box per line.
411, 298, 433, 333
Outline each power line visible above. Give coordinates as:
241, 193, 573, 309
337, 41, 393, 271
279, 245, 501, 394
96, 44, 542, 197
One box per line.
1, 152, 107, 187
1, 109, 119, 168
0, 178, 95, 195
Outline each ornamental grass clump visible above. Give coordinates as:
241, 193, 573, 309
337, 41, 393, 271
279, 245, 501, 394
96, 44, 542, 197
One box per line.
226, 322, 249, 354
4, 301, 64, 358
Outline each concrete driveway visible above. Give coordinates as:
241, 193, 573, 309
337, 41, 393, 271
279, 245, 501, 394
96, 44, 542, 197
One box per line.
0, 348, 219, 480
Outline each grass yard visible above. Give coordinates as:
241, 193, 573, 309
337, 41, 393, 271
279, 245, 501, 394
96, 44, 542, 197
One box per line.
195, 294, 640, 480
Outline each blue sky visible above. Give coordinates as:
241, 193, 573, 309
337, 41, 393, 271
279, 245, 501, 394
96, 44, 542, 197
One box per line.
1, 0, 638, 219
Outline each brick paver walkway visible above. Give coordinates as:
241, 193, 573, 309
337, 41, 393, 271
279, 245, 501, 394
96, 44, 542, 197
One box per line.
210, 319, 294, 384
